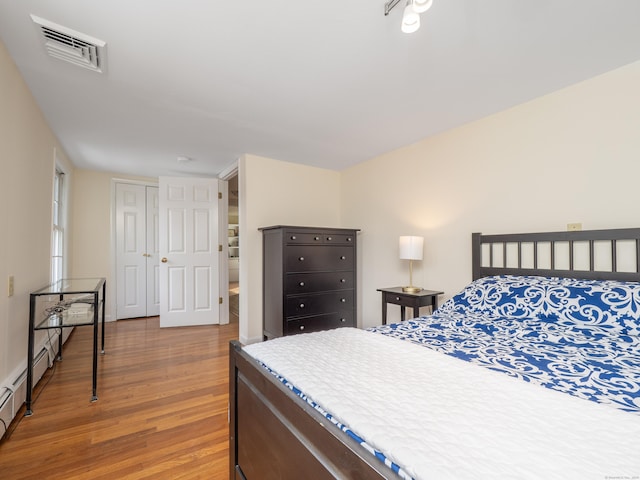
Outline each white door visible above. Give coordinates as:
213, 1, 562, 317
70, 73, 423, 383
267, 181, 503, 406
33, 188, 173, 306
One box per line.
146, 187, 160, 316
159, 177, 220, 327
115, 183, 160, 319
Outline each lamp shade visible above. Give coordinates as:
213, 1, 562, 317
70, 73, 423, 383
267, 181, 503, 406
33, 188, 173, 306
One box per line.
399, 236, 424, 260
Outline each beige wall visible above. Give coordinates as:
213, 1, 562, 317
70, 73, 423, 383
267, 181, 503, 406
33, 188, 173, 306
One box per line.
0, 41, 74, 385
342, 60, 640, 327
239, 154, 341, 344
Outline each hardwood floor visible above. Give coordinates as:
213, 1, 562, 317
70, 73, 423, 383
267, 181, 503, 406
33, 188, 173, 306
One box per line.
0, 317, 239, 479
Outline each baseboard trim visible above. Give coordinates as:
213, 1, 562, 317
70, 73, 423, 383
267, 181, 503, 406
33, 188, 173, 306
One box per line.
239, 334, 263, 346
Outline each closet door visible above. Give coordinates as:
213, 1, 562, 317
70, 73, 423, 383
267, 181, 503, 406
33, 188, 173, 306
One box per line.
145, 186, 160, 316
115, 183, 160, 319
115, 183, 147, 319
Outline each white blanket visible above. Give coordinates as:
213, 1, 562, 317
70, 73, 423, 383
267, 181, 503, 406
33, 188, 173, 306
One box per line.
244, 327, 640, 480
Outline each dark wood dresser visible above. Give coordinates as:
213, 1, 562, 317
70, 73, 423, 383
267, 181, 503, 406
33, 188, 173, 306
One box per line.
260, 225, 359, 339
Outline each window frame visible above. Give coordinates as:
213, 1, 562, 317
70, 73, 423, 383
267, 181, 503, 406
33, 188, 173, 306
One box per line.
51, 163, 67, 284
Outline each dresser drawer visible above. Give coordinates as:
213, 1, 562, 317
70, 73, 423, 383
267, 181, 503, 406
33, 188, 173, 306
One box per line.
382, 291, 437, 309
285, 312, 355, 335
285, 232, 325, 244
323, 233, 356, 245
285, 291, 354, 318
284, 231, 357, 246
285, 246, 354, 272
285, 271, 354, 294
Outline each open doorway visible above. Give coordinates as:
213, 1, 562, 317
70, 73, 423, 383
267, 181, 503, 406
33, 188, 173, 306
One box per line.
227, 174, 239, 323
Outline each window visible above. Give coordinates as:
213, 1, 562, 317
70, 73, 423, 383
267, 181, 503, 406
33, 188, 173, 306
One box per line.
51, 168, 65, 284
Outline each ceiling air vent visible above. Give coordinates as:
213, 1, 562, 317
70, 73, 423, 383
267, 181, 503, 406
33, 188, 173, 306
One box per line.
30, 15, 107, 73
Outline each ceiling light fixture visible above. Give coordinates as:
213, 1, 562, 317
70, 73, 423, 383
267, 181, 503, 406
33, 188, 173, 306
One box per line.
401, 0, 420, 33
413, 0, 433, 14
385, 0, 434, 33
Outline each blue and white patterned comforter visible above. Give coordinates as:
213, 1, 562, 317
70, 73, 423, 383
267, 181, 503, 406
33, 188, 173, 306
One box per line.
371, 275, 640, 414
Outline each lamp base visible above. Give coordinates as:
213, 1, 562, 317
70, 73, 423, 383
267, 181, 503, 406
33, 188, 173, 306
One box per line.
402, 286, 422, 293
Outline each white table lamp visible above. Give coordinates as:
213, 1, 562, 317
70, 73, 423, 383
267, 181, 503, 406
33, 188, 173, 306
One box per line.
399, 235, 424, 293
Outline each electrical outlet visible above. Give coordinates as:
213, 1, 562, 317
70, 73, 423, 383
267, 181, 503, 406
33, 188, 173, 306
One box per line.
8, 275, 14, 297
567, 223, 582, 232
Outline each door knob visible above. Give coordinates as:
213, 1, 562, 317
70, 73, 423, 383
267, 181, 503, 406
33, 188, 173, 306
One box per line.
161, 257, 168, 263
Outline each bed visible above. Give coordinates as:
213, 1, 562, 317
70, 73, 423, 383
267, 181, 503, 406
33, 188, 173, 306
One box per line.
229, 228, 640, 479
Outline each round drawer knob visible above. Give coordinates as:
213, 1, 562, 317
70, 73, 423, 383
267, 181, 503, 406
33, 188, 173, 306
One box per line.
327, 236, 333, 241
314, 236, 320, 241
395, 297, 400, 301
300, 325, 305, 330
340, 278, 346, 283
340, 298, 346, 303
299, 303, 305, 308
340, 318, 346, 322
347, 237, 352, 242
340, 256, 346, 260
299, 281, 305, 287
299, 256, 304, 261
291, 235, 296, 240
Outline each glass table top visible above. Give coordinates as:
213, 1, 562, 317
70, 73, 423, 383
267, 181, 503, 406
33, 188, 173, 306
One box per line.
31, 278, 105, 296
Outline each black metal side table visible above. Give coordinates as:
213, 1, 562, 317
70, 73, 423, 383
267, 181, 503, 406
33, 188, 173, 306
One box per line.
26, 278, 106, 415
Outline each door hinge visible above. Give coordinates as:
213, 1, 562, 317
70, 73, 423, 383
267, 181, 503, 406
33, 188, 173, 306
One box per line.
218, 244, 223, 252
219, 297, 223, 304
218, 192, 222, 200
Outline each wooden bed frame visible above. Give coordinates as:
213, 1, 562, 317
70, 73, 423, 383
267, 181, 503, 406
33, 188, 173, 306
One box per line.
472, 227, 640, 282
229, 227, 640, 479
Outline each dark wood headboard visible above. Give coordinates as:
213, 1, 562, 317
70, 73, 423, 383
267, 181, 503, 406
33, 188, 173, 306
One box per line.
472, 228, 640, 282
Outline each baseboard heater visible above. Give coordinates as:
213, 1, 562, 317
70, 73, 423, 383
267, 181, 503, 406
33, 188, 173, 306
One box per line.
0, 329, 71, 439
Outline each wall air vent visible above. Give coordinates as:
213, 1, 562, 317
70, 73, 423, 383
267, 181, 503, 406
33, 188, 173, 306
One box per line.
30, 15, 107, 73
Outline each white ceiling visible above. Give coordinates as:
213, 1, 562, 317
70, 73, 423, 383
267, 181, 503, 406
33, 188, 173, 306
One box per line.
1, 1, 640, 178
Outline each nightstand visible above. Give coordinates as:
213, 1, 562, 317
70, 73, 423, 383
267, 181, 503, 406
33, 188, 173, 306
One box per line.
377, 287, 444, 325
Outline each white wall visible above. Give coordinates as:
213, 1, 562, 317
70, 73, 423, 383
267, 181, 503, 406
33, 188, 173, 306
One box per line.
342, 60, 640, 328
0, 41, 74, 392
239, 154, 341, 344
